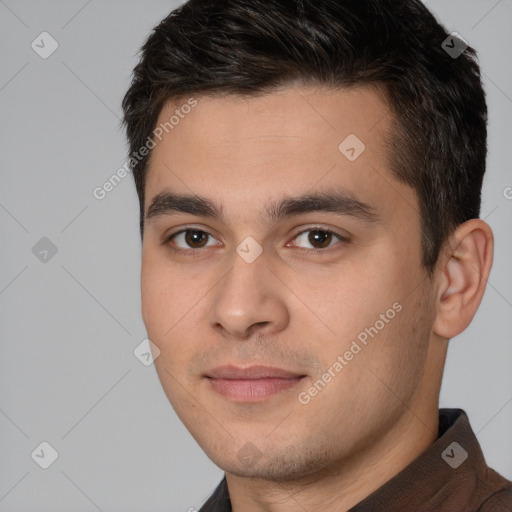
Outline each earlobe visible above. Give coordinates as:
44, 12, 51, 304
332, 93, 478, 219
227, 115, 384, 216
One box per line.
432, 219, 494, 339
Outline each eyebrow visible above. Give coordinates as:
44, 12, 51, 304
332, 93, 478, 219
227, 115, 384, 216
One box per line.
145, 188, 381, 226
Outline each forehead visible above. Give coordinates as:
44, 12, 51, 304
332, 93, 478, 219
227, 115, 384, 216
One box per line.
144, 85, 416, 228
151, 85, 390, 155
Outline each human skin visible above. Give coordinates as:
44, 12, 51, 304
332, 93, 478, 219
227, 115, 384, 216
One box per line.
140, 86, 493, 512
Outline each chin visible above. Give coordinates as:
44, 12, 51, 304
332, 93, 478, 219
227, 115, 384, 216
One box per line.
205, 443, 333, 483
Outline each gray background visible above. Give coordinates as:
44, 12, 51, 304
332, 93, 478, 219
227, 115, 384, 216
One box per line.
0, 1, 511, 511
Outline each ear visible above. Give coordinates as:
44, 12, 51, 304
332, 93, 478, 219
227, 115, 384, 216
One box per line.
432, 219, 494, 339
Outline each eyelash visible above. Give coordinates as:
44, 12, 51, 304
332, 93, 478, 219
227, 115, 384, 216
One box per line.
163, 226, 349, 256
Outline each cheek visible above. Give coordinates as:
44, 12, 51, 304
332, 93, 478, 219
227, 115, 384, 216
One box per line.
140, 268, 168, 338
141, 249, 189, 328
141, 269, 196, 413
303, 254, 424, 385
141, 256, 183, 350
140, 257, 206, 367
311, 261, 401, 341
359, 289, 433, 401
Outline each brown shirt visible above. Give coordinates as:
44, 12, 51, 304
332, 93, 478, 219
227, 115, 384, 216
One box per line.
198, 408, 512, 512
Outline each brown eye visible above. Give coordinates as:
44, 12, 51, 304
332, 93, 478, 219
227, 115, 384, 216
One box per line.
184, 230, 209, 248
292, 228, 346, 251
308, 230, 333, 248
165, 229, 219, 250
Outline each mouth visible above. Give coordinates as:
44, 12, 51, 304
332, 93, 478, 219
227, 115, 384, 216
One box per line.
204, 365, 307, 402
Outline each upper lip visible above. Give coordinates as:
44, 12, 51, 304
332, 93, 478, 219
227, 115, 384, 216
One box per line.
205, 365, 305, 380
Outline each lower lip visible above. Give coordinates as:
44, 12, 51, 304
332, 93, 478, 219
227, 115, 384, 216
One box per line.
207, 377, 304, 402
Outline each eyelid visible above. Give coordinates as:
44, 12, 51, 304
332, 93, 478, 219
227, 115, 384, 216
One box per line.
163, 225, 221, 250
163, 224, 350, 252
290, 225, 349, 240
287, 226, 349, 250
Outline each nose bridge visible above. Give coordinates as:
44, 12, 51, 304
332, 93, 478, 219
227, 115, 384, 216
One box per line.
208, 243, 287, 338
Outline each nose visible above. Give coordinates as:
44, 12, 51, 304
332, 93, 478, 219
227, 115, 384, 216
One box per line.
208, 247, 289, 340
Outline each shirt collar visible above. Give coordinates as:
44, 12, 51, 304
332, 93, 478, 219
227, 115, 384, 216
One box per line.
349, 408, 489, 510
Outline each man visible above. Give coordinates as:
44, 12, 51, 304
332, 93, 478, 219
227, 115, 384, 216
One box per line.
121, 0, 512, 510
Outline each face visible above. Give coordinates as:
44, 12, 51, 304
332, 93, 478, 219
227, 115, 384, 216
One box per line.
141, 86, 441, 481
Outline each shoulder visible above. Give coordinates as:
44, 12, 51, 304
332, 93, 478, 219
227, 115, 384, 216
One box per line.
476, 469, 512, 512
